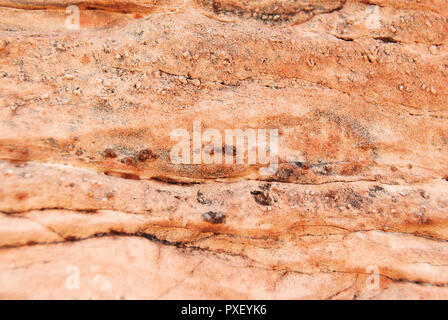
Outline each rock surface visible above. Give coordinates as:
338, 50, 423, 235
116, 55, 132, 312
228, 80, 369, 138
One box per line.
0, 0, 448, 299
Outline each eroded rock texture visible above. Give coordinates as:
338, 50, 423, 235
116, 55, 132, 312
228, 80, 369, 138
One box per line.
0, 0, 448, 299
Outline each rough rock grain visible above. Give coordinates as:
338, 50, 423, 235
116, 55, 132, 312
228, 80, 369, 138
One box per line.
0, 0, 448, 299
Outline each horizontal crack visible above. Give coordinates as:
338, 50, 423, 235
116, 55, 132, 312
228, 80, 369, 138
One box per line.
1, 225, 447, 288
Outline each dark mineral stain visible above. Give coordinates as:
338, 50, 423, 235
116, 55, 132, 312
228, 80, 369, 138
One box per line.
276, 168, 293, 181
346, 190, 363, 209
137, 149, 156, 162
325, 190, 338, 200
202, 211, 226, 224
197, 191, 212, 205
151, 176, 199, 185
294, 161, 303, 168
259, 183, 271, 191
122, 157, 137, 166
223, 144, 237, 156
368, 185, 385, 197
121, 173, 141, 180
294, 161, 310, 170
104, 148, 117, 159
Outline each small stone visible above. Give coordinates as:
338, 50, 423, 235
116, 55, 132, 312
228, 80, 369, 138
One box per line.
63, 74, 74, 80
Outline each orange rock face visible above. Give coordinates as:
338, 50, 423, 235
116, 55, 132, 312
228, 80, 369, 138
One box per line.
0, 0, 448, 299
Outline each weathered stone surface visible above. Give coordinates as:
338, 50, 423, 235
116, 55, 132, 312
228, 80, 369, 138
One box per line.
0, 0, 447, 299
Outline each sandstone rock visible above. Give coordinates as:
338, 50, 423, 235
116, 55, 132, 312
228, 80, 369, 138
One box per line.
0, 0, 447, 299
